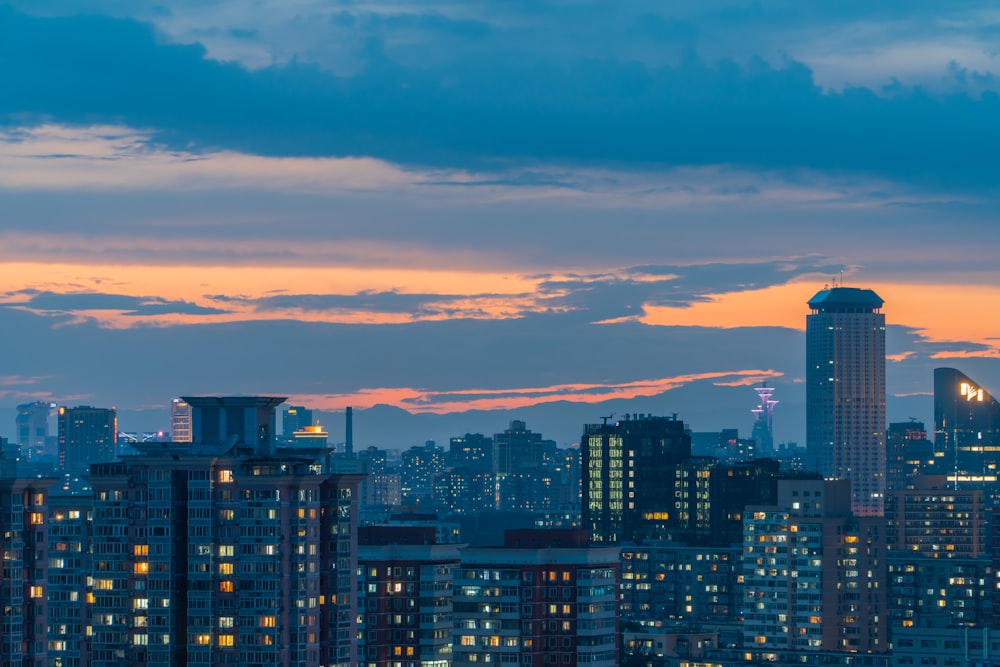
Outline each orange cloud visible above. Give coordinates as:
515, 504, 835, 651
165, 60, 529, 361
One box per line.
284, 369, 784, 414
641, 278, 1000, 355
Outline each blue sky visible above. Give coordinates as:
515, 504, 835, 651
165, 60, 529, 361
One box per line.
1, 1, 999, 445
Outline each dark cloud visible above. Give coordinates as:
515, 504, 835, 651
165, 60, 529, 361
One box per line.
1, 8, 998, 187
11, 291, 228, 317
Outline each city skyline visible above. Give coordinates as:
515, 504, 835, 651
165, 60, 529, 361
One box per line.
2, 3, 1000, 446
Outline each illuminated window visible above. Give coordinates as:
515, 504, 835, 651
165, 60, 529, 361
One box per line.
219, 581, 234, 593
219, 617, 234, 629
218, 470, 233, 483
218, 634, 234, 647
29, 586, 43, 598
134, 545, 148, 556
195, 634, 211, 646
219, 563, 234, 575
259, 616, 276, 628
134, 562, 149, 575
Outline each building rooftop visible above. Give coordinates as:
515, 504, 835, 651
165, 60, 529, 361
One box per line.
808, 287, 884, 312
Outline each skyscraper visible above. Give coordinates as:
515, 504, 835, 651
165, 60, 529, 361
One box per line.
934, 367, 1000, 479
806, 287, 886, 517
57, 405, 117, 475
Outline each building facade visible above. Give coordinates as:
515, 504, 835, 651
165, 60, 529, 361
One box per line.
806, 287, 886, 517
742, 478, 888, 654
453, 530, 618, 667
582, 414, 691, 544
357, 526, 459, 667
85, 396, 362, 667
0, 476, 53, 667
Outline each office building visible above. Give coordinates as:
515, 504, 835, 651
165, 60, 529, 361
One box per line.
934, 367, 1000, 480
356, 525, 460, 667
170, 398, 192, 443
582, 414, 691, 544
85, 396, 363, 667
742, 478, 888, 653
453, 529, 619, 667
58, 405, 117, 475
806, 287, 886, 516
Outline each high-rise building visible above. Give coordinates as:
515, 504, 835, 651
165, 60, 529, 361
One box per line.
0, 474, 53, 667
582, 414, 691, 544
170, 397, 192, 443
16, 401, 54, 460
806, 287, 886, 517
47, 491, 93, 667
356, 525, 460, 667
57, 405, 117, 475
453, 529, 619, 667
85, 396, 363, 667
742, 478, 888, 653
934, 367, 1000, 480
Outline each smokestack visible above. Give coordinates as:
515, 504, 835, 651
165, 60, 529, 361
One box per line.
345, 406, 353, 456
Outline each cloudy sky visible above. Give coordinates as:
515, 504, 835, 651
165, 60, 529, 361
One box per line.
1, 1, 999, 445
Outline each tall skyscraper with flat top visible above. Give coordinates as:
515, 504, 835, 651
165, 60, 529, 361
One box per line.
806, 287, 886, 517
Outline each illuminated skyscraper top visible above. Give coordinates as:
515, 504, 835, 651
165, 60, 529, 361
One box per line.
934, 367, 1000, 481
806, 287, 886, 517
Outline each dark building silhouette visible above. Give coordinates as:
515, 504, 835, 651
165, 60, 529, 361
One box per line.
448, 433, 493, 473
282, 405, 314, 439
806, 287, 886, 516
934, 367, 1000, 481
582, 414, 691, 544
16, 400, 53, 461
57, 405, 117, 475
751, 384, 778, 458
886, 420, 936, 492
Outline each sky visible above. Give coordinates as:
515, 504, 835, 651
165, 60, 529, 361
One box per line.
2, 1, 999, 446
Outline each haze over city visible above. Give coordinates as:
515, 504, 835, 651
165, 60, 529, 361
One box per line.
3, 1, 1000, 447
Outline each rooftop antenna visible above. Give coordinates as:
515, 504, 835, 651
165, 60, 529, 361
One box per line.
600, 414, 614, 425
